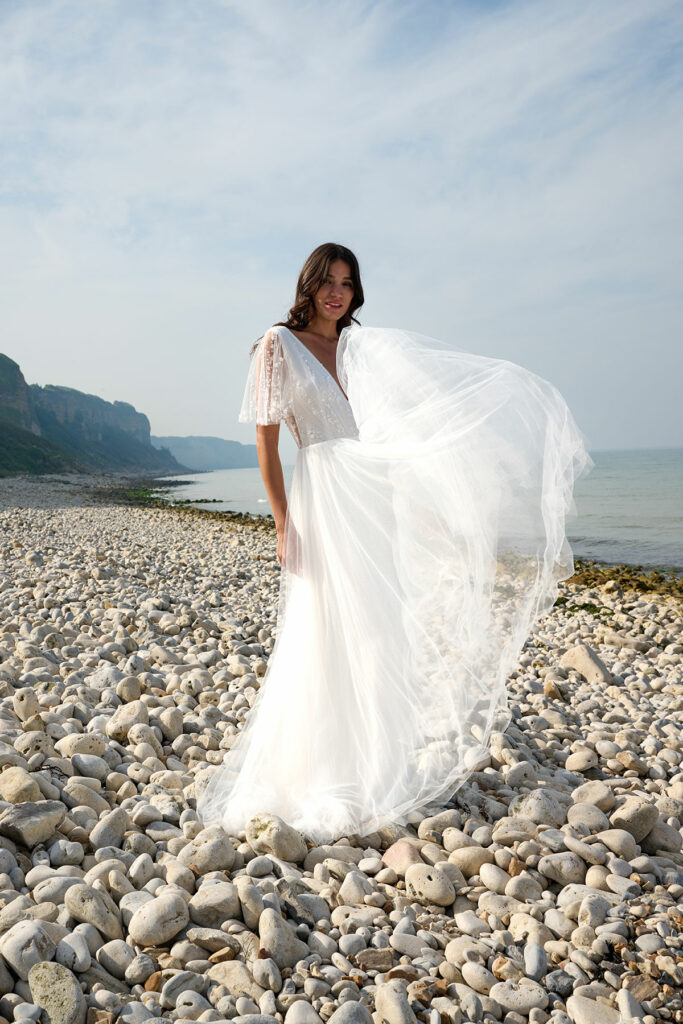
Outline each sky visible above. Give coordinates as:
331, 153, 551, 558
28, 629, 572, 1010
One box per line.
1, 0, 682, 461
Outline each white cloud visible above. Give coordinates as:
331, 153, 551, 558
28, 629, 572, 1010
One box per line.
0, 0, 681, 453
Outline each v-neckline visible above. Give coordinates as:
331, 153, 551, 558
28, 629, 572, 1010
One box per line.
281, 326, 349, 402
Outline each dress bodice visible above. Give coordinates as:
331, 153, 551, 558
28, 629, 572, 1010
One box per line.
239, 325, 358, 448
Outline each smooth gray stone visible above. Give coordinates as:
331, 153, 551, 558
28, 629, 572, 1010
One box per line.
55, 933, 91, 973
0, 922, 56, 981
71, 754, 110, 781
258, 908, 310, 970
0, 801, 66, 848
160, 970, 207, 1009
96, 939, 136, 980
389, 932, 433, 958
33, 876, 83, 905
524, 941, 548, 981
89, 808, 128, 851
116, 1002, 155, 1024
128, 892, 189, 946
124, 954, 158, 986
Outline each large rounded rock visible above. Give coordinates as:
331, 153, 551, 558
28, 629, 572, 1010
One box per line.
90, 808, 129, 851
55, 933, 91, 973
105, 701, 149, 741
641, 819, 682, 855
461, 961, 496, 994
405, 863, 456, 906
206, 960, 266, 1001
524, 941, 548, 981
374, 979, 419, 1024
572, 781, 615, 811
0, 766, 41, 803
510, 789, 567, 828
178, 825, 236, 875
278, 1009, 316, 1024
479, 863, 511, 894
13, 687, 40, 721
232, 1017, 280, 1024
447, 846, 494, 877
537, 853, 586, 885
327, 1005, 373, 1024
71, 753, 110, 781
258, 907, 310, 969
489, 979, 549, 1013
610, 797, 659, 842
559, 643, 612, 684
189, 881, 240, 927
508, 913, 555, 946
54, 733, 107, 758
128, 892, 189, 946
245, 814, 307, 864
65, 884, 123, 940
381, 839, 425, 878
28, 962, 86, 1024
96, 939, 136, 980
505, 873, 543, 902
567, 803, 610, 832
0, 921, 56, 980
565, 748, 599, 773
596, 829, 638, 860
566, 994, 620, 1024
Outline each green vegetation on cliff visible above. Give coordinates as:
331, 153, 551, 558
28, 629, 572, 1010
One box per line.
0, 416, 79, 476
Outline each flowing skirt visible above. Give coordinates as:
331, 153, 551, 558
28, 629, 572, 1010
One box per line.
197, 327, 594, 843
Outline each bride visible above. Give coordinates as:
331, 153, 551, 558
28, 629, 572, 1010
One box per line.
197, 242, 593, 844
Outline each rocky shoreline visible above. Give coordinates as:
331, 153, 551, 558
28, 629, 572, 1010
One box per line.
0, 472, 681, 1024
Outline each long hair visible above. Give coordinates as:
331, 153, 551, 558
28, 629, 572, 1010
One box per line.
250, 242, 364, 354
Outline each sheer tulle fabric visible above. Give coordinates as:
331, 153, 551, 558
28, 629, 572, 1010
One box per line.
239, 329, 291, 425
197, 326, 593, 842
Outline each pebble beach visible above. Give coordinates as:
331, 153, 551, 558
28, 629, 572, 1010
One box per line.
0, 473, 681, 1024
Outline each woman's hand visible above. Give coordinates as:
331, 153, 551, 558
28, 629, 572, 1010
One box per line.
277, 522, 303, 576
276, 526, 286, 567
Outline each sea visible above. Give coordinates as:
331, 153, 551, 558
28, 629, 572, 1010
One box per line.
154, 447, 683, 573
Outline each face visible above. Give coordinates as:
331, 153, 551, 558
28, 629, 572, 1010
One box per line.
312, 259, 354, 324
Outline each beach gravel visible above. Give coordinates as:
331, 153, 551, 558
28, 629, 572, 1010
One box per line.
0, 472, 681, 1024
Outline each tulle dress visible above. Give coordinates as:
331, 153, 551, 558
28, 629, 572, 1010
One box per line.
196, 324, 593, 843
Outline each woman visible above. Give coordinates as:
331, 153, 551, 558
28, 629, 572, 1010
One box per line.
197, 242, 594, 844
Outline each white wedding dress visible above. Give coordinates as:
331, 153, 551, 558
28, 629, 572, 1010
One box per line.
197, 324, 593, 843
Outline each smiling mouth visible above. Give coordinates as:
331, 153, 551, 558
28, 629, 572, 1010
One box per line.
325, 302, 342, 309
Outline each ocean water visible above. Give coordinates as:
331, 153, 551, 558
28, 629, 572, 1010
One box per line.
155, 447, 683, 572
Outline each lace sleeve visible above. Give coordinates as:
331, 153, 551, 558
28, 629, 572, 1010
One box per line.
238, 327, 290, 425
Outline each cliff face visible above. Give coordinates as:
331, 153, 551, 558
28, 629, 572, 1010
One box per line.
0, 355, 42, 435
30, 385, 151, 445
0, 353, 188, 476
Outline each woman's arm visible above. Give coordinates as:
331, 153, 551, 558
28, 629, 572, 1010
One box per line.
256, 422, 288, 565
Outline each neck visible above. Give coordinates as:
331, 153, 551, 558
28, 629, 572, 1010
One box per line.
307, 316, 340, 342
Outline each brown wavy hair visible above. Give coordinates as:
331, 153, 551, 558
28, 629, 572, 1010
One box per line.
251, 242, 364, 354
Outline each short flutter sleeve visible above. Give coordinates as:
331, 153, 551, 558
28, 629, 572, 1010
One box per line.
238, 327, 291, 425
